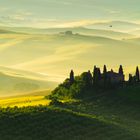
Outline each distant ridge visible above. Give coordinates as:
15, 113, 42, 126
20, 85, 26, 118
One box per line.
0, 66, 58, 97
0, 26, 135, 39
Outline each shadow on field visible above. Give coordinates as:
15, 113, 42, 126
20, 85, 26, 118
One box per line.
0, 106, 139, 140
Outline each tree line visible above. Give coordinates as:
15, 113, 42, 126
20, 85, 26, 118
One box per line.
50, 65, 140, 99
70, 65, 140, 86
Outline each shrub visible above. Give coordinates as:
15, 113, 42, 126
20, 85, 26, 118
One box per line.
49, 98, 63, 106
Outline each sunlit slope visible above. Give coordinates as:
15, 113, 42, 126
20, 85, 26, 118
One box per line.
0, 71, 57, 97
0, 96, 50, 107
0, 89, 139, 139
125, 37, 140, 44
0, 66, 57, 81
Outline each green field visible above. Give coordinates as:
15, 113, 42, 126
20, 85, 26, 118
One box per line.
0, 96, 51, 108
0, 86, 139, 140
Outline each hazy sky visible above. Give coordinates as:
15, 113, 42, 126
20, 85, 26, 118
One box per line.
0, 0, 140, 27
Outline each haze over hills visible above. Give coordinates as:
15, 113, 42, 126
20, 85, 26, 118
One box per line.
129, 30, 140, 36
0, 66, 58, 97
0, 22, 140, 96
85, 21, 140, 32
0, 1, 140, 139
0, 25, 136, 39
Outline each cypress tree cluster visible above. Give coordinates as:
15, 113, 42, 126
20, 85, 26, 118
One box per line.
69, 65, 140, 87
128, 66, 140, 84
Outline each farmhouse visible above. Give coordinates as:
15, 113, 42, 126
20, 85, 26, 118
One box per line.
105, 70, 125, 83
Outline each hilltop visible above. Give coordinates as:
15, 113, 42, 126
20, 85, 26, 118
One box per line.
49, 65, 140, 100
0, 66, 139, 139
0, 66, 58, 97
0, 81, 139, 140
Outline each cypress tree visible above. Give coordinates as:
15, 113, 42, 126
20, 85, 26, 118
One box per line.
129, 74, 133, 84
97, 68, 101, 81
135, 66, 140, 82
103, 65, 107, 74
88, 70, 93, 86
93, 66, 97, 84
103, 65, 107, 87
119, 65, 124, 75
70, 70, 74, 84
93, 66, 102, 86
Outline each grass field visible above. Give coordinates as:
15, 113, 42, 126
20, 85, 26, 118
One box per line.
0, 96, 51, 108
0, 87, 139, 140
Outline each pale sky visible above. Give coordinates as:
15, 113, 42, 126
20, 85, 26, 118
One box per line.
0, 0, 140, 28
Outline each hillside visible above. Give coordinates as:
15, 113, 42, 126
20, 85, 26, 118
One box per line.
129, 30, 140, 36
0, 67, 139, 139
0, 31, 138, 77
0, 70, 57, 97
0, 29, 18, 34
86, 21, 140, 32
0, 26, 139, 80
0, 26, 135, 39
0, 96, 50, 108
0, 85, 139, 140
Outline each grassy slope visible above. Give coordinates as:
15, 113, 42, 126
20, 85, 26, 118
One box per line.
0, 90, 51, 107
0, 106, 139, 140
0, 96, 50, 108
117, 85, 140, 102
0, 27, 139, 139
0, 86, 139, 140
0, 71, 57, 97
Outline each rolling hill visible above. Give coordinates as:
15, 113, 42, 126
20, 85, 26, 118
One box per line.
0, 29, 18, 34
0, 28, 139, 81
86, 20, 140, 32
0, 67, 58, 97
0, 26, 135, 39
0, 85, 139, 140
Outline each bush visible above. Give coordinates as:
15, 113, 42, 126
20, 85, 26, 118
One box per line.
49, 98, 63, 106
50, 75, 88, 99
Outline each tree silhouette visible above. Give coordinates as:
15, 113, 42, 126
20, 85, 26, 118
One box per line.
88, 70, 93, 86
81, 71, 92, 87
97, 68, 101, 81
119, 65, 124, 75
103, 65, 107, 74
135, 66, 140, 82
93, 66, 101, 85
70, 70, 74, 84
129, 74, 133, 84
103, 65, 107, 87
93, 66, 97, 84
